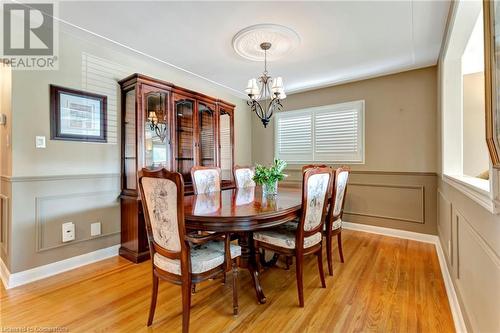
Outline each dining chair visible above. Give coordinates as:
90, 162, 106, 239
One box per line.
325, 166, 350, 276
191, 166, 221, 194
301, 164, 327, 173
138, 168, 240, 333
233, 165, 256, 188
253, 166, 332, 307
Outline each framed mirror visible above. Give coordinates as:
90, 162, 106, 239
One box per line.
484, 0, 500, 168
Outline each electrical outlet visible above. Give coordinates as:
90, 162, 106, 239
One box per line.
90, 222, 101, 236
62, 222, 75, 242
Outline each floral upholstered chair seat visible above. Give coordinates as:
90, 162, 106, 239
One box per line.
253, 222, 322, 249
154, 241, 241, 275
331, 218, 342, 230
320, 218, 342, 231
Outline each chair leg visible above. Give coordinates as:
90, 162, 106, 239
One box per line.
232, 260, 239, 316
337, 232, 345, 263
317, 249, 326, 288
191, 284, 196, 294
147, 274, 159, 326
295, 256, 304, 307
285, 256, 292, 270
181, 278, 192, 333
326, 233, 333, 276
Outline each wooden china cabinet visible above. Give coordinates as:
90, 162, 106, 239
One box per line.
118, 74, 235, 263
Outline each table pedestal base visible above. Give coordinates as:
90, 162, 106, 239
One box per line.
238, 232, 266, 304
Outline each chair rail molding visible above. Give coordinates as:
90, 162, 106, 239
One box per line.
3, 173, 120, 183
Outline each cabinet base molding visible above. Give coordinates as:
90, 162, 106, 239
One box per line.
118, 246, 150, 263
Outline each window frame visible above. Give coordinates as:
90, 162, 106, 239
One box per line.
274, 100, 365, 165
440, 0, 500, 214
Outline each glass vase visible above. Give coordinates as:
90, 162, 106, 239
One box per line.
263, 181, 278, 196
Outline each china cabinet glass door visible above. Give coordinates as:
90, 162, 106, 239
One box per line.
219, 106, 234, 183
198, 102, 217, 167
175, 95, 195, 183
123, 88, 137, 190
144, 91, 169, 169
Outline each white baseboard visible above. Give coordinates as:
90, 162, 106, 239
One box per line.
343, 221, 467, 333
342, 221, 438, 243
434, 237, 468, 333
0, 245, 119, 289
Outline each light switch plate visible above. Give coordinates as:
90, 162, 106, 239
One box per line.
90, 222, 101, 236
62, 222, 75, 242
35, 136, 46, 148
0, 114, 6, 125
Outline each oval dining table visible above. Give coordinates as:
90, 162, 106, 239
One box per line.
183, 185, 302, 304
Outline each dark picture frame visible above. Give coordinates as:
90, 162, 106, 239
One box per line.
50, 85, 107, 143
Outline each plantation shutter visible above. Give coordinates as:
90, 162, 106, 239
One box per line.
274, 100, 364, 163
275, 111, 313, 162
314, 101, 364, 162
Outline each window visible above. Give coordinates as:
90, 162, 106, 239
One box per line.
440, 0, 500, 212
275, 100, 364, 164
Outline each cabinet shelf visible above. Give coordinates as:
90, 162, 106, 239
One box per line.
176, 128, 194, 133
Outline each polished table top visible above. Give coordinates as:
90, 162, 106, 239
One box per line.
184, 185, 303, 304
183, 186, 302, 231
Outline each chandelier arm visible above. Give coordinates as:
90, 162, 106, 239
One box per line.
267, 98, 281, 120
254, 101, 265, 120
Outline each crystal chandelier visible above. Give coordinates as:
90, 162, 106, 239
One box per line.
147, 94, 168, 142
245, 42, 286, 128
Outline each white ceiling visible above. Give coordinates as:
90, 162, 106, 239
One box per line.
57, 1, 450, 97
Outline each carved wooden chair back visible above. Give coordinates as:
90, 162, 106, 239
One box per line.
295, 166, 332, 248
191, 166, 221, 194
138, 168, 190, 276
233, 165, 256, 188
301, 164, 327, 173
331, 167, 350, 222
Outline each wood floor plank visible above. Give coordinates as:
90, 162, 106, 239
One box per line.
0, 230, 455, 333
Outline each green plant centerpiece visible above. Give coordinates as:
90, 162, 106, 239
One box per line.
253, 159, 287, 196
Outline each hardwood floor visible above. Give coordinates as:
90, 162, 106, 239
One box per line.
0, 230, 455, 332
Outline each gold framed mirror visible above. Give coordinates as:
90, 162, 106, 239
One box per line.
484, 0, 500, 168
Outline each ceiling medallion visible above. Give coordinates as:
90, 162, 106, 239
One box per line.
232, 24, 300, 61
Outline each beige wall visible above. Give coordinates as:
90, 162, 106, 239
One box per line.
252, 67, 438, 234
462, 72, 489, 177
12, 30, 250, 178
0, 65, 12, 179
0, 65, 12, 267
5, 24, 250, 273
253, 66, 438, 173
